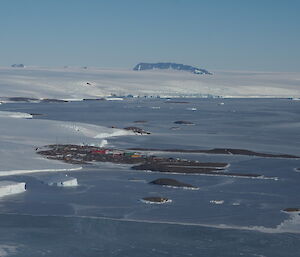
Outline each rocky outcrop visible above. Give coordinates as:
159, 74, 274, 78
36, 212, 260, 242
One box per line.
123, 126, 151, 135
283, 208, 300, 212
150, 178, 198, 189
11, 64, 25, 68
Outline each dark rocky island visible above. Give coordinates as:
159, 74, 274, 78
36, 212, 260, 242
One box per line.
11, 64, 25, 68
132, 162, 262, 177
174, 120, 195, 125
165, 101, 190, 104
37, 144, 268, 178
41, 98, 69, 103
128, 147, 300, 159
133, 62, 212, 75
29, 113, 44, 116
2, 97, 69, 103
83, 98, 105, 101
150, 178, 198, 189
283, 208, 300, 213
123, 127, 151, 135
7, 97, 39, 102
133, 120, 148, 124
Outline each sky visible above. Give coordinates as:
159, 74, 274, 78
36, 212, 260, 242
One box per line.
0, 0, 299, 71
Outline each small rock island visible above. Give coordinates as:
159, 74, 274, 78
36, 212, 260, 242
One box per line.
283, 208, 300, 213
150, 178, 198, 189
174, 120, 195, 125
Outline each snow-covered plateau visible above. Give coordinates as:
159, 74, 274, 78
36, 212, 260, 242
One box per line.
0, 67, 299, 99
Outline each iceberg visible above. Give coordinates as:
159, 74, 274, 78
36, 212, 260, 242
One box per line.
0, 181, 26, 197
39, 174, 78, 187
210, 200, 224, 205
0, 111, 32, 119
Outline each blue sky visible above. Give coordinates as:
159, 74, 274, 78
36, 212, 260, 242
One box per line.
0, 0, 299, 71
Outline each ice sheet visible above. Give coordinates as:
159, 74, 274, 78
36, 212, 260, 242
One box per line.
0, 67, 299, 99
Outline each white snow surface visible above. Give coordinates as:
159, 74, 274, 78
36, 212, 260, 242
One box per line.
0, 111, 32, 119
0, 67, 299, 99
0, 111, 133, 176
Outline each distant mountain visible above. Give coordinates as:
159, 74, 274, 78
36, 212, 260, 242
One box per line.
133, 62, 212, 75
11, 64, 25, 68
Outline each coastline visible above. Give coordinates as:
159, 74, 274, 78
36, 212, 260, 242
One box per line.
0, 110, 134, 176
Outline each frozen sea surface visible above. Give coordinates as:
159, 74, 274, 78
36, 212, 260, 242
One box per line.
3, 97, 299, 154
1, 213, 300, 257
0, 98, 299, 256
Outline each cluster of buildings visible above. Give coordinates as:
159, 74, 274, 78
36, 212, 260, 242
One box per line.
37, 144, 150, 165
91, 149, 144, 159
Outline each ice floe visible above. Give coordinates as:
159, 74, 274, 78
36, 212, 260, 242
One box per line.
0, 167, 82, 177
140, 198, 172, 204
0, 244, 18, 257
38, 174, 78, 187
61, 123, 134, 139
0, 111, 32, 119
0, 181, 26, 197
210, 200, 224, 205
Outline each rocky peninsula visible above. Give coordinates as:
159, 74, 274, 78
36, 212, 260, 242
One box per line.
37, 144, 268, 178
